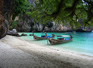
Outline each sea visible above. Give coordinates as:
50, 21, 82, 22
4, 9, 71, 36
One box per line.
19, 31, 93, 56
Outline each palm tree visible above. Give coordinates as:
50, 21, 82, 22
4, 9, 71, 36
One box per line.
0, 0, 8, 39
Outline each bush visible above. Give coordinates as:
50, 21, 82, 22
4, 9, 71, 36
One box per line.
12, 21, 18, 29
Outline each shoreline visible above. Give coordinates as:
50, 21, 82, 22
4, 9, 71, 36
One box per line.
20, 36, 93, 57
0, 35, 93, 68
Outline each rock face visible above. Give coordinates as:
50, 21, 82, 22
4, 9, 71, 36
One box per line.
16, 18, 73, 32
16, 14, 34, 32
17, 21, 31, 32
0, 0, 8, 39
3, 0, 14, 24
44, 23, 72, 32
0, 0, 16, 38
0, 17, 8, 39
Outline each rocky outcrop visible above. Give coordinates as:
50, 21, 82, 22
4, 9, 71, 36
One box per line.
16, 14, 34, 32
17, 21, 31, 32
0, 18, 8, 39
0, 0, 8, 39
16, 19, 73, 32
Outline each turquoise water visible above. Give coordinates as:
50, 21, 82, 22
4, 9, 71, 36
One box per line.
19, 32, 93, 56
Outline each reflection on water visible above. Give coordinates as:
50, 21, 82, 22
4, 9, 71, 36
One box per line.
19, 32, 93, 56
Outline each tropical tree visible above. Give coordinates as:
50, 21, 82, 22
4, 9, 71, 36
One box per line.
27, 0, 93, 29
3, 0, 29, 26
12, 0, 29, 19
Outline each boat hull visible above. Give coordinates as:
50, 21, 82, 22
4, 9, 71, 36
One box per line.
33, 35, 47, 40
49, 39, 72, 45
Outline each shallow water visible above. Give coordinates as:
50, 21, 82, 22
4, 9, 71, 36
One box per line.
19, 32, 93, 56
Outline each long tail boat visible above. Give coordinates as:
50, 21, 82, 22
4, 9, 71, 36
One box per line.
33, 33, 54, 40
45, 32, 72, 45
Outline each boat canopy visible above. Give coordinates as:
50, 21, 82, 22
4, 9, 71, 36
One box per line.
41, 33, 52, 36
57, 35, 70, 38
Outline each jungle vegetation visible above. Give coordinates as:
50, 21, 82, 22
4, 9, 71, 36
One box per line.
0, 0, 93, 38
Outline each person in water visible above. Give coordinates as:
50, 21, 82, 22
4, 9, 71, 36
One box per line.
52, 34, 55, 38
70, 35, 72, 39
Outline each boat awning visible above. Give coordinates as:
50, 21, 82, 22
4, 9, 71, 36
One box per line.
41, 33, 52, 36
57, 35, 70, 37
62, 35, 70, 37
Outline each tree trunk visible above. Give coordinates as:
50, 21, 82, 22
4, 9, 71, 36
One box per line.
0, 0, 8, 39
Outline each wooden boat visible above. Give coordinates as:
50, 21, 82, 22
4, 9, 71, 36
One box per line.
33, 33, 54, 40
33, 35, 47, 40
45, 32, 72, 45
48, 38, 72, 45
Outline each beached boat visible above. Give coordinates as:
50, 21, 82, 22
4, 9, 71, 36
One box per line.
45, 33, 72, 45
33, 35, 47, 40
33, 33, 54, 40
48, 38, 72, 45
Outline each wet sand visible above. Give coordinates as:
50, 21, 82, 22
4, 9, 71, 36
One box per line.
0, 35, 93, 68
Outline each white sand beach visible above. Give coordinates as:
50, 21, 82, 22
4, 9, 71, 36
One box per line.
0, 35, 93, 68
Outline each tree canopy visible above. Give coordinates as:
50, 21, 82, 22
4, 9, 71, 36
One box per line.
2, 0, 29, 22
12, 0, 29, 20
26, 0, 93, 28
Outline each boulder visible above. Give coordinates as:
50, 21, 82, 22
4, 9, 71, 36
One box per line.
0, 17, 8, 39
7, 29, 21, 37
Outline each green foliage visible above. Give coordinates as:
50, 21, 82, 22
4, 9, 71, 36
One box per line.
28, 0, 93, 27
11, 21, 18, 29
12, 0, 29, 20
26, 12, 32, 16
